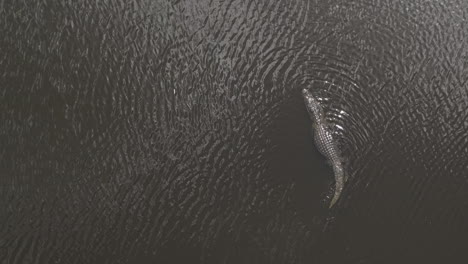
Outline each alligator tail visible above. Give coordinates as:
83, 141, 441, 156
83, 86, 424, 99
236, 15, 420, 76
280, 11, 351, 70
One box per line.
329, 163, 345, 208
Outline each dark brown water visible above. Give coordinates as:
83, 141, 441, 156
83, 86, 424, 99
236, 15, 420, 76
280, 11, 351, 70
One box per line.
1, 0, 468, 263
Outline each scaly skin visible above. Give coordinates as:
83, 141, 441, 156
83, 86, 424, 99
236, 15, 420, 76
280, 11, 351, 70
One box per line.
302, 88, 345, 208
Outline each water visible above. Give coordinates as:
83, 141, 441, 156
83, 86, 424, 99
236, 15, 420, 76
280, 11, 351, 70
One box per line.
1, 0, 468, 263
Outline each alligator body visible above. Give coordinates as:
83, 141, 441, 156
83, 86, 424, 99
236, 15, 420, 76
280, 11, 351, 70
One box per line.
302, 88, 345, 208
